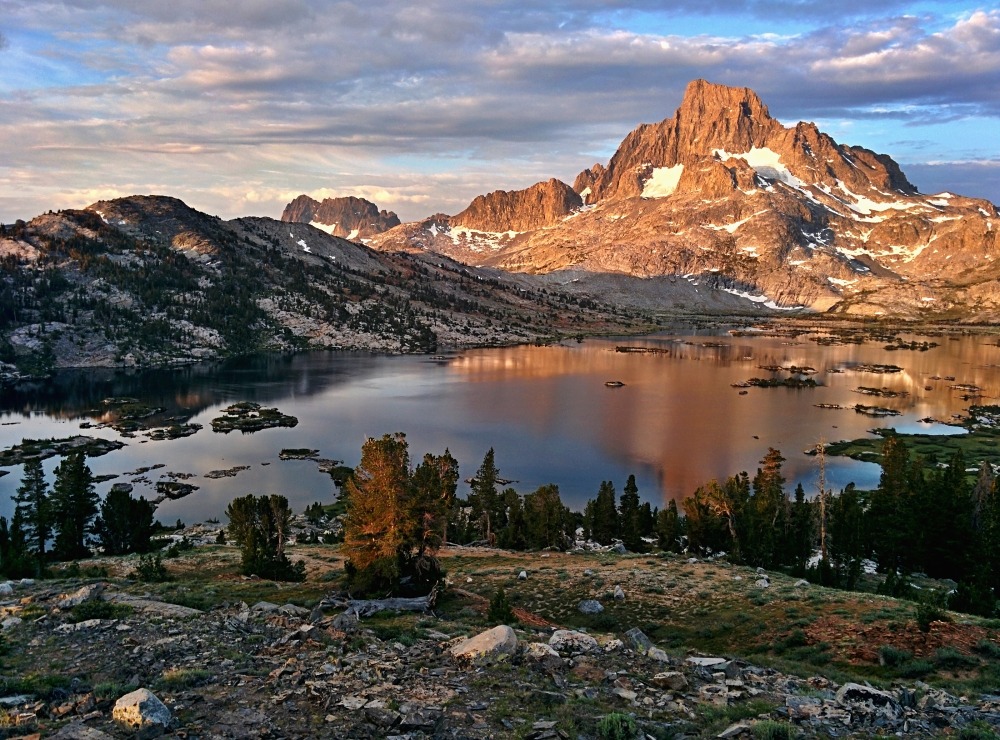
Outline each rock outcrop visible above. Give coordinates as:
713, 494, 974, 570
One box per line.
451, 178, 582, 233
281, 195, 400, 240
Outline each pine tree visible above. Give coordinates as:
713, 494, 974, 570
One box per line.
50, 452, 98, 561
468, 448, 501, 544
226, 493, 304, 581
342, 433, 411, 586
13, 457, 51, 568
523, 484, 570, 550
747, 448, 788, 568
655, 500, 682, 552
590, 481, 619, 545
94, 488, 156, 555
788, 483, 814, 575
619, 474, 644, 552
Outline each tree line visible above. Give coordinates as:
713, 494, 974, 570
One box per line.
6, 432, 999, 620
0, 453, 157, 577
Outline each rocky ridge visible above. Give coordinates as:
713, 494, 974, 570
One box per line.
2, 560, 1000, 739
0, 196, 641, 370
370, 80, 1000, 320
280, 195, 401, 241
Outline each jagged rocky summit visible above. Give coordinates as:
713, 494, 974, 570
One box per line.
281, 195, 400, 240
371, 79, 1000, 320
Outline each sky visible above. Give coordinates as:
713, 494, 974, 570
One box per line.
1, 1, 999, 224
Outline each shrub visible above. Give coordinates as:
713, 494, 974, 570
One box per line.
915, 592, 950, 633
957, 721, 1000, 740
975, 639, 1000, 659
133, 553, 170, 582
933, 647, 978, 671
753, 720, 799, 740
487, 587, 516, 625
596, 712, 638, 740
878, 645, 913, 667
69, 600, 131, 623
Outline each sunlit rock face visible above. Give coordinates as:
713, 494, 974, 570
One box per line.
372, 79, 1000, 319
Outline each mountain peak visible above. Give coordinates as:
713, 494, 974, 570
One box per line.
281, 195, 400, 240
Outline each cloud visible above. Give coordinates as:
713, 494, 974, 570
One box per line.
1, 1, 998, 222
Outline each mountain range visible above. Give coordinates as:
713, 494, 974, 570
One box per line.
286, 80, 1000, 321
2, 79, 998, 372
0, 197, 638, 371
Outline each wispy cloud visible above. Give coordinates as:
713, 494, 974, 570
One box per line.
1, 1, 998, 223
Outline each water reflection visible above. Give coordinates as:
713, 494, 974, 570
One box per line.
0, 330, 996, 523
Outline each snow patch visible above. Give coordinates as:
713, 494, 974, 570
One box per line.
641, 164, 684, 198
309, 221, 337, 235
579, 186, 591, 199
296, 239, 311, 254
703, 209, 768, 234
347, 229, 360, 241
827, 277, 857, 286
720, 286, 803, 311
714, 147, 802, 188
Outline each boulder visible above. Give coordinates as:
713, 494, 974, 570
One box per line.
754, 578, 770, 588
610, 543, 627, 554
251, 601, 280, 613
578, 599, 604, 615
112, 688, 172, 730
0, 582, 13, 597
653, 671, 689, 691
517, 570, 528, 581
523, 642, 564, 669
624, 627, 654, 653
449, 625, 518, 664
56, 583, 104, 609
549, 629, 600, 654
613, 585, 626, 601
49, 723, 115, 739
835, 682, 903, 720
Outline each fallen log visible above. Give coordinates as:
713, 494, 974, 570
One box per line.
321, 583, 439, 618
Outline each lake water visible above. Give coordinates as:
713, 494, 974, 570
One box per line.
1, 327, 997, 524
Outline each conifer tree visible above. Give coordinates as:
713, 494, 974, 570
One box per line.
342, 433, 411, 586
655, 499, 682, 552
590, 481, 619, 545
50, 452, 98, 561
619, 474, 644, 552
94, 488, 156, 556
468, 448, 501, 544
523, 484, 570, 550
13, 457, 51, 568
226, 493, 304, 581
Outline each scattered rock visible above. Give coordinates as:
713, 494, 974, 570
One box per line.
449, 625, 518, 664
613, 584, 625, 601
653, 671, 689, 691
56, 583, 104, 609
578, 599, 604, 615
523, 642, 564, 669
624, 627, 654, 653
835, 682, 903, 720
112, 688, 172, 730
549, 629, 600, 654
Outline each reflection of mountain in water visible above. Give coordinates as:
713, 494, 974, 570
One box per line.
0, 352, 384, 424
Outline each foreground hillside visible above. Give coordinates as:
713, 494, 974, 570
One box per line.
0, 196, 643, 372
365, 80, 1000, 321
4, 537, 1000, 738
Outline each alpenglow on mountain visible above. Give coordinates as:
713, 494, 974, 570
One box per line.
367, 79, 999, 320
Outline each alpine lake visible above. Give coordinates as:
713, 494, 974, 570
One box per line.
2, 321, 999, 524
